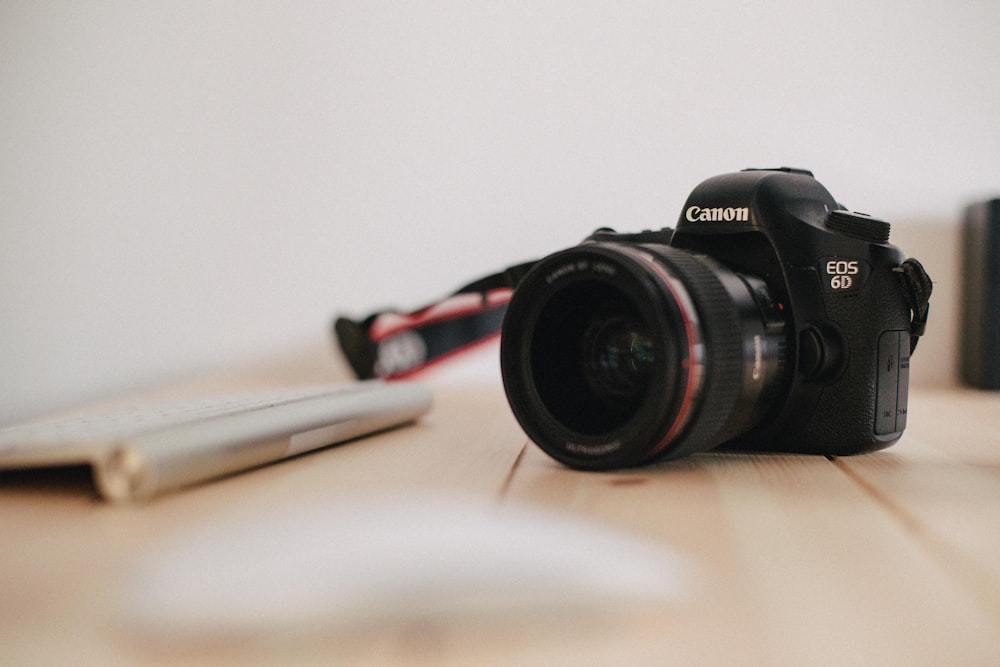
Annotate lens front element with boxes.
[583,315,656,399]
[526,279,674,438]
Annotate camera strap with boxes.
[333,261,536,379]
[894,257,933,354]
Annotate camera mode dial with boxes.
[826,211,891,244]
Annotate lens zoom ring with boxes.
[653,248,746,458]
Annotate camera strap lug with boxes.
[893,258,933,354]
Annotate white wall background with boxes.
[2,1,998,424]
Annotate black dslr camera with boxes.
[500,168,932,469]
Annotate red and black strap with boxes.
[334,261,535,379]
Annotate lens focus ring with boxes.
[634,247,747,461]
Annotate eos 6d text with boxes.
[827,260,859,290]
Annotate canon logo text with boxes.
[685,205,750,223]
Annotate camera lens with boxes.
[500,242,786,469]
[583,315,655,398]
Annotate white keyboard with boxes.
[0,381,432,501]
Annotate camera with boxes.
[499,168,932,469]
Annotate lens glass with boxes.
[529,280,669,435]
[582,316,655,398]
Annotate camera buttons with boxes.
[799,328,826,377]
[798,325,845,381]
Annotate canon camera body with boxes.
[500,168,930,469]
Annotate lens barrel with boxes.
[500,242,786,469]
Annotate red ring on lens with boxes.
[615,246,704,460]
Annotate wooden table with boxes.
[2,343,999,665]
